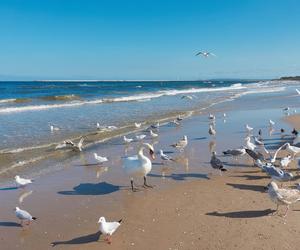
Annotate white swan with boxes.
[123,143,155,191]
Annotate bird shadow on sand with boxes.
[58,182,121,196]
[206,209,274,218]
[226,183,266,193]
[51,231,102,247]
[233,174,269,180]
[0,187,18,191]
[0,222,22,227]
[223,163,254,168]
[148,173,209,181]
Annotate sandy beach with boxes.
[1,101,300,250]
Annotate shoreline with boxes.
[1,103,300,249]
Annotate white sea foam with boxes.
[0,83,246,114]
[0,98,16,104]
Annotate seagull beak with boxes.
[149,149,155,160]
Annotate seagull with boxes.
[123,136,133,143]
[15,175,33,187]
[171,120,180,126]
[55,140,75,150]
[209,114,215,120]
[283,143,300,158]
[177,116,184,121]
[223,148,246,157]
[98,217,122,244]
[96,122,101,129]
[74,137,84,152]
[150,130,158,138]
[265,181,300,217]
[15,207,37,226]
[223,113,226,118]
[280,155,292,168]
[150,122,160,129]
[208,124,216,136]
[170,135,188,152]
[296,89,300,95]
[160,150,175,162]
[245,148,265,162]
[50,125,60,132]
[269,120,275,127]
[293,134,300,145]
[135,134,146,140]
[245,136,256,150]
[283,107,290,112]
[210,152,227,171]
[262,163,293,182]
[134,122,142,128]
[195,51,216,57]
[245,124,253,133]
[94,153,108,164]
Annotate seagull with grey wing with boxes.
[265,181,300,217]
[223,148,246,157]
[262,163,293,182]
[210,152,227,172]
[15,207,37,226]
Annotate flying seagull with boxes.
[195,51,216,57]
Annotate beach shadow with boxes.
[0,222,22,227]
[51,231,101,247]
[226,183,265,192]
[223,163,253,168]
[148,173,209,181]
[74,163,104,167]
[206,209,274,218]
[233,174,268,180]
[0,187,18,191]
[58,182,120,196]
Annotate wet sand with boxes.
[1,109,300,250]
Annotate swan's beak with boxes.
[149,149,155,160]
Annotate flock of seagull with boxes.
[9,89,300,244]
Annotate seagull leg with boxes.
[271,204,279,216]
[107,235,112,244]
[282,205,289,218]
[143,176,153,188]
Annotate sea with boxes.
[0,79,300,180]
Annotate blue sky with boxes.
[0,0,299,80]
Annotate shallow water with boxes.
[0,79,300,180]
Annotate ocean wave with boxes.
[0,83,246,114]
[0,98,16,104]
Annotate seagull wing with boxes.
[195,51,203,56]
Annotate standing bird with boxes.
[15,207,37,226]
[160,149,175,162]
[15,175,33,187]
[208,113,215,120]
[135,134,146,141]
[245,124,253,133]
[245,136,256,150]
[150,130,158,138]
[280,155,292,168]
[123,143,155,191]
[208,124,216,136]
[170,135,188,152]
[98,217,122,244]
[210,152,227,171]
[134,122,142,128]
[50,125,60,132]
[223,148,246,157]
[195,51,216,57]
[123,136,133,143]
[94,153,108,164]
[269,120,275,127]
[265,181,300,217]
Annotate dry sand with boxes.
[1,113,300,250]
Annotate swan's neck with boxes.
[138,147,149,161]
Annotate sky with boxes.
[0,0,300,80]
